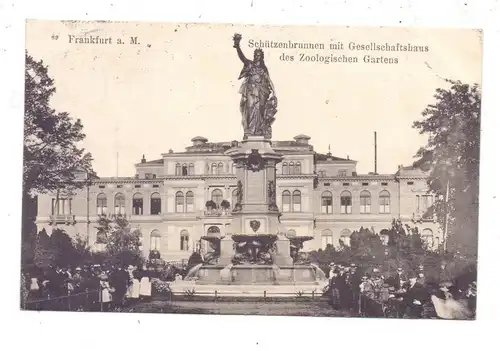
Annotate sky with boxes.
[25,20,483,176]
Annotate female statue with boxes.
[233,34,278,139]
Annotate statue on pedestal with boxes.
[233,33,278,139]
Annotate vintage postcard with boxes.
[21,20,481,319]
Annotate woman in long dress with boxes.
[131,270,141,302]
[139,266,152,301]
[233,34,277,139]
[431,285,473,320]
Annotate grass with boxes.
[125,299,356,317]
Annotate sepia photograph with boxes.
[21,19,481,320]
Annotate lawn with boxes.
[126,299,356,317]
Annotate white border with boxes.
[1,1,499,350]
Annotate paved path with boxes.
[127,300,355,317]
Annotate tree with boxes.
[413,81,480,257]
[24,52,94,196]
[96,215,144,267]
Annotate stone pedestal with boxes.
[218,236,235,265]
[274,234,293,266]
[225,136,283,236]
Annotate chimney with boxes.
[374,131,378,175]
[141,154,146,163]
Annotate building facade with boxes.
[35,135,442,261]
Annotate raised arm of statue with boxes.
[233,33,249,64]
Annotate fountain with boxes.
[168,34,329,297]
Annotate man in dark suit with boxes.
[397,272,429,318]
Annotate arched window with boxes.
[340,229,351,246]
[132,193,144,215]
[175,191,184,213]
[340,191,352,214]
[150,230,161,251]
[211,163,217,175]
[379,190,391,213]
[175,163,182,176]
[96,193,107,215]
[289,162,295,175]
[287,229,297,237]
[180,230,189,251]
[282,162,289,175]
[232,189,238,209]
[114,193,126,215]
[211,189,223,207]
[321,229,333,248]
[292,190,301,212]
[295,162,301,175]
[217,162,224,175]
[150,192,161,215]
[207,226,220,236]
[182,163,188,176]
[321,191,333,214]
[185,191,194,212]
[188,163,195,175]
[282,190,291,212]
[422,228,434,248]
[360,190,371,214]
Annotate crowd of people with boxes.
[23,264,157,311]
[325,261,477,319]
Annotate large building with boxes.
[35,135,441,261]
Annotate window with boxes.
[421,195,434,212]
[292,190,301,212]
[342,183,350,186]
[340,229,351,246]
[114,193,126,215]
[321,229,333,248]
[321,191,333,214]
[217,162,224,175]
[182,164,188,176]
[381,182,388,186]
[362,182,369,186]
[282,190,291,212]
[175,191,185,213]
[295,162,301,175]
[207,226,220,236]
[211,163,217,175]
[360,190,371,214]
[132,193,144,215]
[134,185,141,188]
[211,189,223,207]
[287,229,297,237]
[379,190,391,213]
[338,170,347,177]
[289,162,295,175]
[153,184,159,188]
[150,192,161,215]
[180,230,189,251]
[175,163,182,176]
[52,198,72,215]
[231,163,236,174]
[340,191,352,214]
[282,162,289,175]
[407,181,414,185]
[188,163,195,175]
[324,182,330,186]
[150,230,161,251]
[98,185,105,189]
[232,189,238,209]
[117,185,123,188]
[96,193,107,215]
[186,191,194,212]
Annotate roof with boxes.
[315,153,356,162]
[135,158,164,166]
[395,165,429,177]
